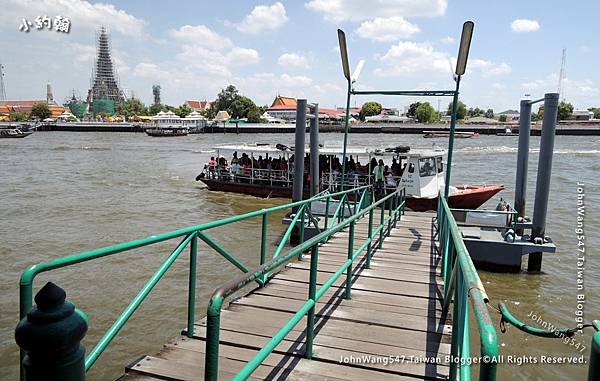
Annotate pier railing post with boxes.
[260,214,268,284]
[345,220,354,299]
[306,245,319,359]
[187,232,198,337]
[205,297,223,381]
[378,203,384,249]
[588,325,600,381]
[15,282,88,381]
[366,207,374,269]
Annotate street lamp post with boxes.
[443,21,474,199]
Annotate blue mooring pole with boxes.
[514,99,532,235]
[15,282,88,381]
[528,93,559,272]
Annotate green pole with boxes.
[366,208,374,269]
[187,232,197,338]
[306,245,319,359]
[205,296,223,381]
[340,80,352,192]
[345,220,354,299]
[588,322,600,381]
[379,203,384,249]
[444,76,461,199]
[260,214,268,284]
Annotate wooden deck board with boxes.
[122,211,450,380]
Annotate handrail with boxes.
[437,193,499,380]
[18,184,369,378]
[204,187,406,380]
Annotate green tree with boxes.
[360,101,382,120]
[230,96,257,119]
[175,103,192,118]
[415,102,437,123]
[9,112,29,121]
[557,101,574,120]
[148,103,163,115]
[406,102,422,118]
[484,109,494,119]
[208,85,240,116]
[536,105,544,121]
[247,107,264,123]
[498,114,507,122]
[117,98,148,118]
[30,103,51,120]
[589,108,600,119]
[447,101,467,120]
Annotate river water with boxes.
[1,131,598,380]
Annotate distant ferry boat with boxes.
[0,125,34,138]
[195,143,503,211]
[424,130,479,139]
[146,110,207,137]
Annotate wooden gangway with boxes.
[121,211,451,380]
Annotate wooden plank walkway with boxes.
[120,211,450,380]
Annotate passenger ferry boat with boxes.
[0,125,34,138]
[145,110,191,137]
[195,143,504,211]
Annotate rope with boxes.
[460,285,596,337]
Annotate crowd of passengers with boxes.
[203,151,408,187]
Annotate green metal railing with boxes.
[18,184,372,378]
[437,194,499,380]
[204,187,406,380]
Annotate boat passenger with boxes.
[231,159,242,182]
[373,159,385,194]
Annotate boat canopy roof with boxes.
[211,143,445,158]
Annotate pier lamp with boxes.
[444,21,474,199]
[455,21,474,76]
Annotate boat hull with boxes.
[199,179,503,211]
[0,131,33,138]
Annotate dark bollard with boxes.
[15,282,88,381]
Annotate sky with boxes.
[0,0,598,113]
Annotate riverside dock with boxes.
[120,212,450,381]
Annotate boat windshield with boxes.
[418,158,436,177]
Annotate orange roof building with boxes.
[270,95,296,108]
[185,100,211,112]
[0,100,65,118]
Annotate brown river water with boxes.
[1,131,598,380]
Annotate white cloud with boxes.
[469,59,512,77]
[306,0,447,22]
[374,41,450,76]
[0,0,144,36]
[440,36,455,44]
[168,24,260,77]
[235,2,288,34]
[169,25,233,50]
[355,17,420,42]
[511,19,540,33]
[522,74,598,95]
[278,53,311,69]
[492,83,506,90]
[374,42,511,79]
